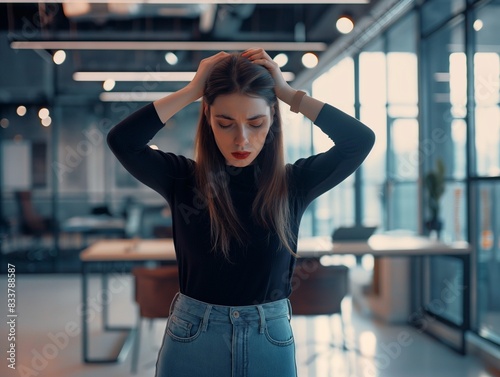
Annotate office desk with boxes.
[62,216,126,247]
[80,239,175,363]
[80,235,470,363]
[297,234,470,257]
[63,215,126,234]
[299,234,471,354]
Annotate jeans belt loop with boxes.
[201,304,212,332]
[286,298,293,320]
[256,305,266,334]
[169,292,180,316]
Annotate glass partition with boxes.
[472,0,500,346]
[311,58,356,235]
[421,4,467,329]
[0,104,56,270]
[387,13,419,232]
[359,38,387,229]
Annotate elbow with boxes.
[356,127,376,159]
[365,127,376,150]
[106,127,120,153]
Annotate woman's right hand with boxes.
[188,51,230,99]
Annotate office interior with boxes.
[0,0,499,376]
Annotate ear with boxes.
[204,103,210,120]
[270,106,276,127]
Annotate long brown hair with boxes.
[194,53,294,259]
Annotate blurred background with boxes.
[0,1,499,376]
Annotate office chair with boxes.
[289,259,350,364]
[124,203,144,239]
[14,190,57,261]
[15,190,54,237]
[131,265,179,374]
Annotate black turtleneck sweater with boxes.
[107,102,375,306]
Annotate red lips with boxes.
[231,152,251,160]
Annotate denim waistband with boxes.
[169,292,292,334]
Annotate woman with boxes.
[107,49,375,376]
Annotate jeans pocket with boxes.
[264,316,294,347]
[166,312,202,342]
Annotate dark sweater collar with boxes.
[226,163,261,187]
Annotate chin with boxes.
[226,156,256,167]
[228,160,252,167]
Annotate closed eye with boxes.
[218,122,263,129]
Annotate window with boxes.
[360,38,387,229]
[311,58,356,235]
[422,8,467,328]
[472,0,500,345]
[386,13,419,231]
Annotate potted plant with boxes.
[424,158,446,239]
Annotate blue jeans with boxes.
[154,292,297,377]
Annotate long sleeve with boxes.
[290,103,376,205]
[106,103,192,202]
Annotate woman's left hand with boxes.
[242,48,296,105]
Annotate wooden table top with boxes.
[80,234,470,262]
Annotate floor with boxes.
[0,274,497,377]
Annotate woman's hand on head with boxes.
[188,51,230,100]
[242,48,296,105]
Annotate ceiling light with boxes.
[75,71,295,82]
[199,4,217,33]
[12,41,327,52]
[3,0,369,3]
[302,53,318,68]
[473,19,483,32]
[336,15,354,34]
[99,92,174,102]
[16,106,27,116]
[62,3,91,17]
[0,118,9,128]
[165,52,178,65]
[38,108,50,120]
[53,50,66,65]
[273,53,288,68]
[103,79,116,91]
[41,117,52,127]
[76,72,196,82]
[99,92,204,102]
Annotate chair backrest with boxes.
[14,190,46,235]
[132,266,180,318]
[140,205,172,239]
[124,203,144,238]
[289,259,349,316]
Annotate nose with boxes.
[234,125,249,147]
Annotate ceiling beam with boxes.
[293,0,413,88]
[73,71,296,82]
[3,1,369,4]
[11,40,327,51]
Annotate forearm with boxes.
[315,104,375,157]
[279,87,324,123]
[153,83,201,124]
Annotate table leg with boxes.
[415,254,469,355]
[460,254,470,355]
[103,272,131,332]
[81,263,135,363]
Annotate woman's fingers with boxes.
[190,51,230,98]
[243,49,279,72]
[201,51,230,67]
[242,48,272,62]
[243,48,294,102]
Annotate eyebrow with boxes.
[214,114,267,121]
